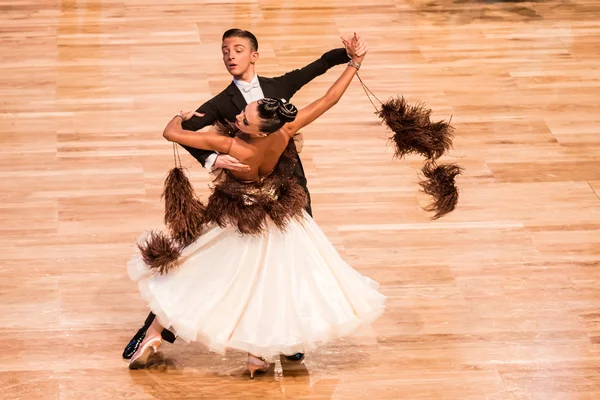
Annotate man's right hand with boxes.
[214,154,251,172]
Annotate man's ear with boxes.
[250,51,259,64]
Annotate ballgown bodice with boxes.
[203,145,307,235]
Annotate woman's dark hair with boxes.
[222,29,259,51]
[256,98,298,133]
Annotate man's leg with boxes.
[122,312,176,359]
[288,151,308,362]
[292,152,312,217]
[302,181,313,217]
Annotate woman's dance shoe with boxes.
[247,355,270,379]
[128,337,162,370]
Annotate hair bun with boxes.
[258,98,279,112]
[277,102,298,123]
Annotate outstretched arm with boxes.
[274,47,350,100]
[163,112,233,154]
[281,35,368,138]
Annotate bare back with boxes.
[226,131,292,182]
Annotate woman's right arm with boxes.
[163,113,233,154]
[280,34,367,139]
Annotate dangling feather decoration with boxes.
[419,160,463,219]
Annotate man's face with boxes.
[221,36,258,77]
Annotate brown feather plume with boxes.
[162,167,206,247]
[138,230,181,275]
[265,145,306,229]
[378,96,454,160]
[419,161,463,219]
[205,182,268,235]
[203,144,304,235]
[267,176,307,230]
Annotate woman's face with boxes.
[234,102,265,136]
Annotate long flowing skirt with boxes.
[127,211,386,359]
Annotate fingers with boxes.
[225,162,251,172]
[342,33,366,57]
[356,36,366,45]
[220,154,240,163]
[355,42,368,57]
[230,164,251,172]
[351,35,368,57]
[215,155,250,172]
[219,155,250,172]
[178,110,205,121]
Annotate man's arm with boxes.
[273,48,350,100]
[179,101,220,168]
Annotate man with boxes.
[124,28,351,361]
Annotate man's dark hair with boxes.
[222,29,259,51]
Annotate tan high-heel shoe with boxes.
[128,337,162,370]
[247,355,270,379]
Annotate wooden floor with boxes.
[2,0,600,399]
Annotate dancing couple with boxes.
[124,29,386,377]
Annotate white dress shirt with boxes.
[204,75,265,170]
[233,74,265,104]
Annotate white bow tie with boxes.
[241,82,260,93]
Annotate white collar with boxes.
[233,74,259,88]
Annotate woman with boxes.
[127,34,386,377]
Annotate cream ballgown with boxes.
[127,154,386,359]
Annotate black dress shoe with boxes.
[285,353,305,362]
[122,328,147,359]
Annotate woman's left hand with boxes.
[178,110,205,121]
[341,33,368,63]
